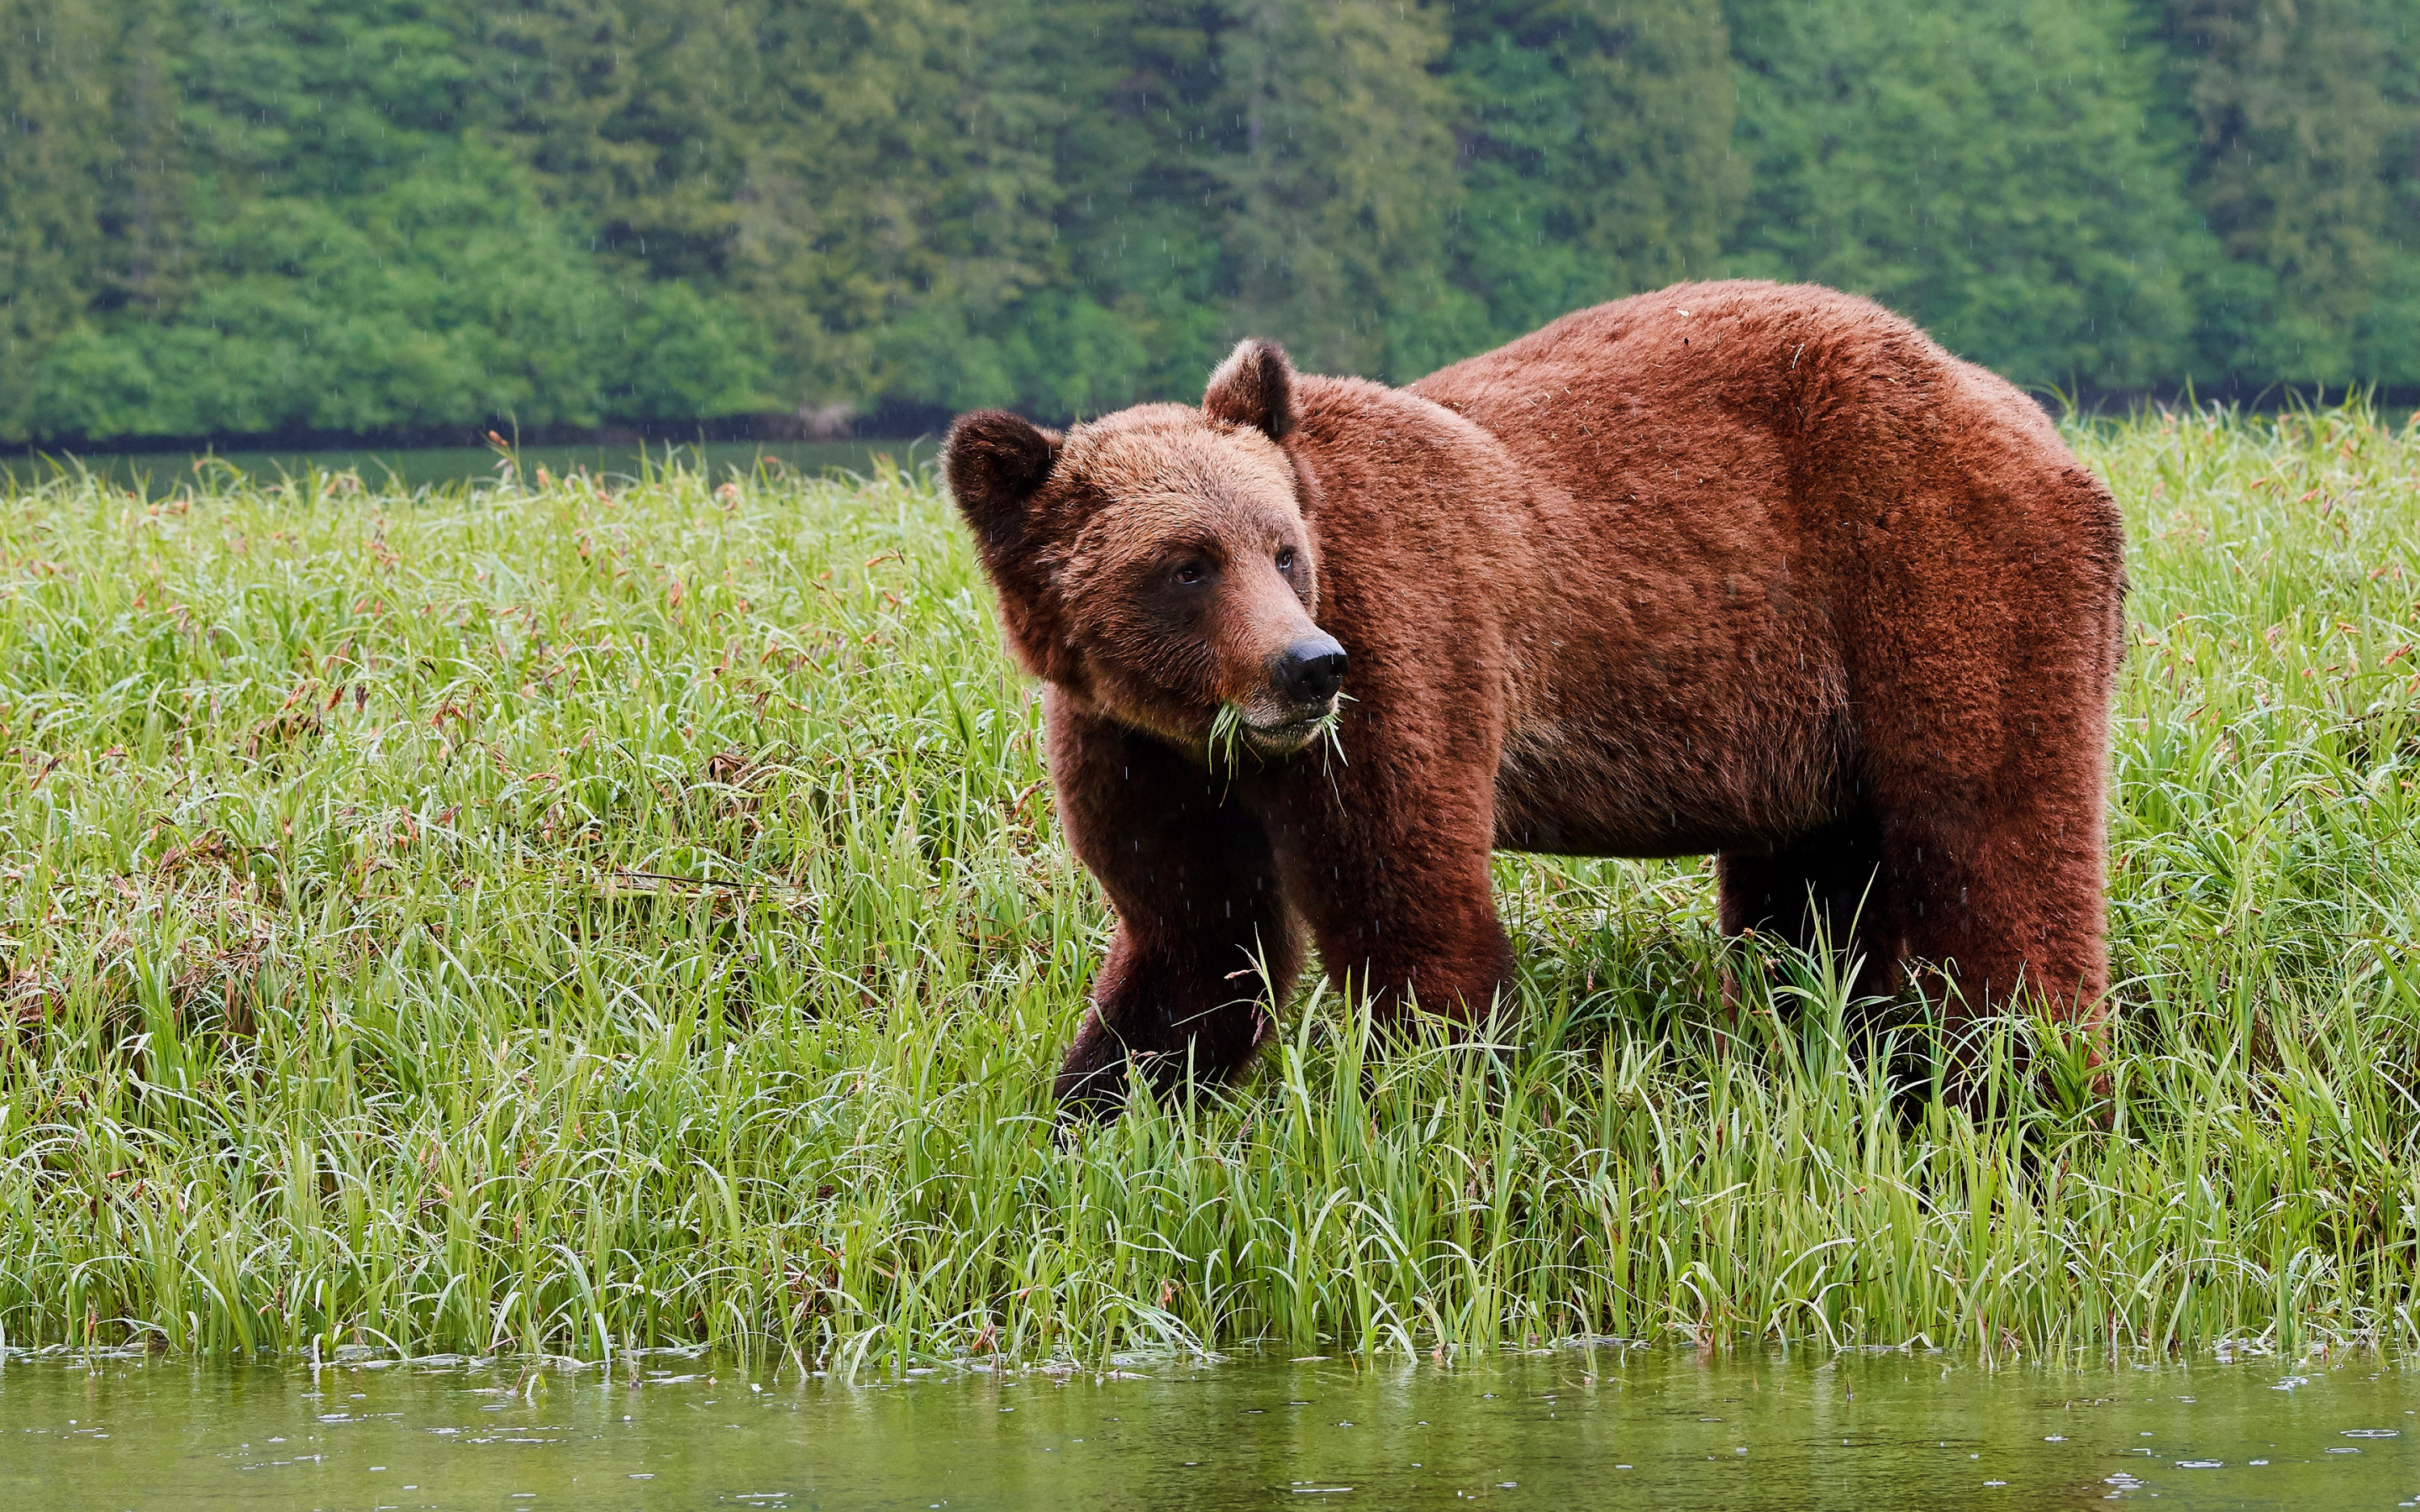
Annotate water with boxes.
[0,440,928,497]
[4,1348,2414,1509]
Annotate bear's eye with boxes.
[1275,546,1297,572]
[1171,560,1207,586]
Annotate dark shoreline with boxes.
[2,401,956,460]
[7,381,2414,460]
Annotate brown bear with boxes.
[943,280,2126,1116]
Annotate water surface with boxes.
[3,1347,2414,1509]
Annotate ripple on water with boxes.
[5,1348,2420,1509]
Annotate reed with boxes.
[0,405,2412,1368]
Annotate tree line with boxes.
[2,0,2413,444]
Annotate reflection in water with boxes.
[2,1347,2414,1509]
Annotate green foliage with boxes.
[3,0,2419,439]
[0,409,2415,1362]
[0,0,120,438]
[7,0,777,439]
[712,0,1067,410]
[1213,0,1460,381]
[1444,0,1744,356]
[475,0,760,285]
[991,3,1240,414]
[1723,0,2212,389]
[26,142,772,436]
[174,0,475,198]
[2165,0,2420,383]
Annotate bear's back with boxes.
[1391,279,2123,827]
[1408,279,2115,575]
[1413,279,1970,472]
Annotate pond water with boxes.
[4,1347,2415,1510]
[1,440,926,497]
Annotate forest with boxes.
[2,0,2415,444]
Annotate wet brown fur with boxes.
[944,281,2127,1116]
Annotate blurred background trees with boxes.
[2,0,2413,442]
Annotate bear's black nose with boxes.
[1276,633,1348,705]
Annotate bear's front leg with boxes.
[1265,749,1513,1033]
[1045,691,1302,1117]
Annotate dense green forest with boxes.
[3,0,2415,443]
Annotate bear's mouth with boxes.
[1239,706,1334,756]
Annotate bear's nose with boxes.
[1276,633,1347,706]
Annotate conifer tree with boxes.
[1213,0,1461,381]
[732,0,1062,415]
[1723,0,2212,389]
[2165,0,2420,382]
[6,0,2417,442]
[0,0,117,438]
[1444,0,1743,362]
[966,0,1236,417]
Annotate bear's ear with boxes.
[942,410,1062,549]
[1204,338,1296,442]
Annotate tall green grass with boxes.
[0,409,2414,1368]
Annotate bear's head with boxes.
[942,339,1345,758]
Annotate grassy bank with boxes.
[0,412,2415,1369]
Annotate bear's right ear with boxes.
[1204,338,1296,442]
[942,410,1062,549]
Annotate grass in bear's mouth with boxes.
[0,405,2415,1373]
[1208,700,1249,771]
[1208,696,1347,774]
[1312,692,1351,770]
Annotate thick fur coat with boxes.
[944,281,2126,1113]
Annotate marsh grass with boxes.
[0,407,2414,1370]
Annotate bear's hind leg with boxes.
[1869,782,2110,1031]
[1717,814,1899,1014]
